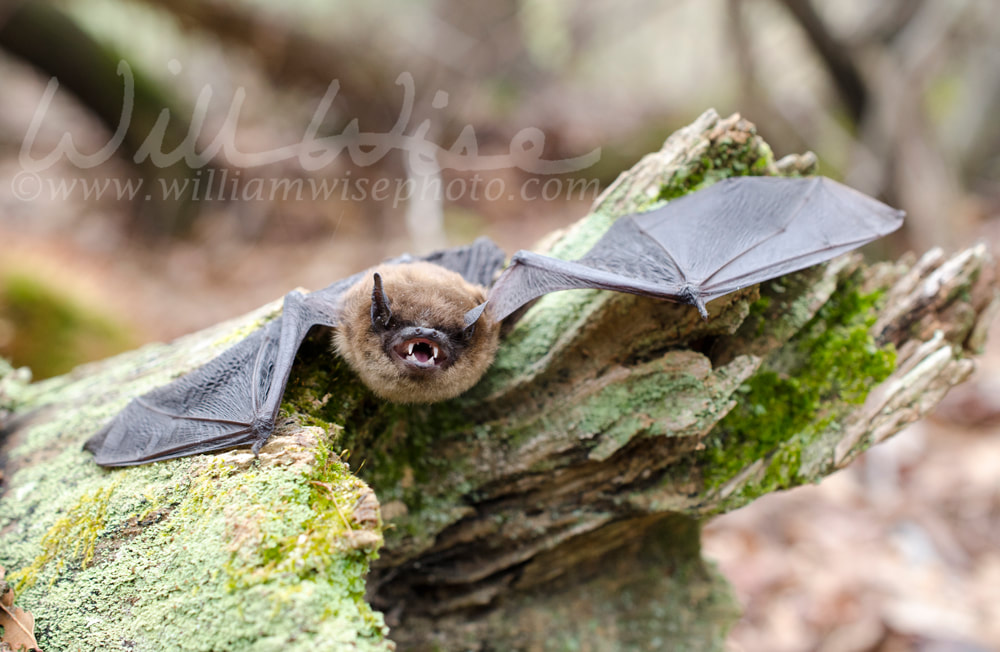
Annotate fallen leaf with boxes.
[0,565,41,651]
[0,603,39,651]
[0,566,9,608]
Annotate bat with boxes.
[84,176,903,466]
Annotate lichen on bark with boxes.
[0,305,391,652]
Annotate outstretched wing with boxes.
[422,237,508,288]
[86,320,282,466]
[86,239,509,467]
[487,176,904,320]
[85,290,340,466]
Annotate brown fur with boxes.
[333,262,501,403]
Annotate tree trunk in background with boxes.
[0,1,205,237]
[0,110,995,651]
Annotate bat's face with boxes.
[333,262,501,403]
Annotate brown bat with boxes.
[333,261,500,403]
[85,176,904,466]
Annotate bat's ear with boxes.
[462,302,488,339]
[370,272,393,330]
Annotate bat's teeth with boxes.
[396,337,445,366]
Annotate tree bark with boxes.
[0,110,995,651]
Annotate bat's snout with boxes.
[389,327,451,371]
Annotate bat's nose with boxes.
[393,326,449,348]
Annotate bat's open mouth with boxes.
[394,337,447,368]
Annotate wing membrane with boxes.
[488,176,903,320]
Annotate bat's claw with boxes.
[679,285,709,319]
[250,414,276,457]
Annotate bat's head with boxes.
[333,262,501,403]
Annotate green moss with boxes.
[743,294,774,338]
[516,358,709,464]
[113,454,390,650]
[0,323,392,651]
[347,403,482,549]
[9,480,120,590]
[701,275,896,501]
[0,272,133,379]
[276,330,483,553]
[656,133,775,203]
[0,357,29,416]
[218,451,381,616]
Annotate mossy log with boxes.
[0,110,995,651]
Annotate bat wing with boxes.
[487,176,904,320]
[421,237,507,287]
[85,290,337,466]
[85,240,509,467]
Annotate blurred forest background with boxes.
[1,1,998,650]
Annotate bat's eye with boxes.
[460,303,486,342]
[370,310,394,333]
[459,322,476,341]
